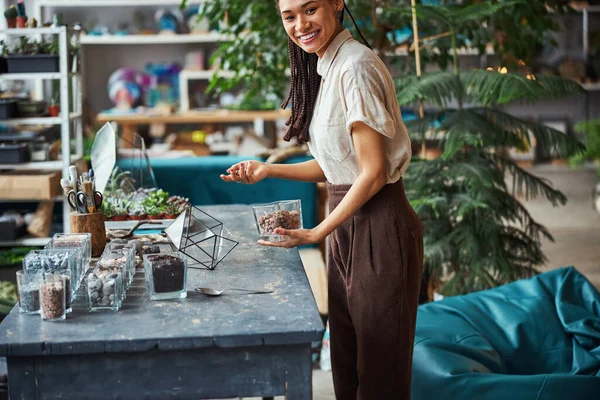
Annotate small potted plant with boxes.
[144,205,164,220]
[142,189,169,220]
[165,195,190,219]
[4,5,17,28]
[48,86,59,117]
[112,206,129,221]
[128,204,146,221]
[15,0,27,28]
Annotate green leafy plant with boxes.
[142,189,170,216]
[166,195,190,216]
[570,120,600,178]
[399,1,585,296]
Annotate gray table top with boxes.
[0,205,324,357]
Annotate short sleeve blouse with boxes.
[307,29,411,185]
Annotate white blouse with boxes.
[307,29,411,185]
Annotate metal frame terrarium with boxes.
[164,206,239,270]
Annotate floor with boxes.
[250,164,600,400]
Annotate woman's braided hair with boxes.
[276,1,371,144]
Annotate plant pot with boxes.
[16,16,27,28]
[129,214,147,221]
[112,215,129,222]
[48,104,60,117]
[5,54,59,73]
[0,99,18,120]
[164,214,178,220]
[147,214,164,220]
[5,18,16,28]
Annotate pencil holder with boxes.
[69,212,106,257]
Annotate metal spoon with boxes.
[195,287,273,296]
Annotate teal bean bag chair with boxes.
[412,267,600,399]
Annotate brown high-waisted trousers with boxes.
[327,178,423,400]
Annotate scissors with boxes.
[67,190,103,214]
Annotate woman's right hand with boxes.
[220,160,269,184]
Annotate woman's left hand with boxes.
[257,227,323,248]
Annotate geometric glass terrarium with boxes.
[164,206,239,270]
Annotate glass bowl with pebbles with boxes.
[86,268,125,312]
[252,200,303,242]
[22,249,80,313]
[40,273,67,321]
[143,252,188,301]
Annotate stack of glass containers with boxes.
[20,248,81,315]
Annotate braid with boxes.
[282,40,320,144]
[278,1,371,144]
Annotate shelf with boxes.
[80,33,232,45]
[0,27,65,35]
[0,156,82,171]
[582,82,600,91]
[180,69,235,80]
[0,196,63,203]
[387,45,495,57]
[0,72,77,80]
[96,109,291,125]
[0,112,82,126]
[38,0,205,6]
[0,236,50,247]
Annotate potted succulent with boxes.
[144,205,164,220]
[128,204,147,221]
[142,189,169,220]
[164,195,190,219]
[48,85,59,117]
[15,0,27,28]
[112,206,129,222]
[3,5,17,28]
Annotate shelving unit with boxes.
[0,26,83,246]
[79,33,232,45]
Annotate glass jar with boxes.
[39,274,67,321]
[86,268,124,312]
[16,270,40,314]
[97,244,135,291]
[46,233,91,285]
[23,248,79,312]
[143,252,188,300]
[252,199,303,242]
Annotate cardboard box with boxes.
[0,171,61,200]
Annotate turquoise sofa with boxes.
[412,267,600,399]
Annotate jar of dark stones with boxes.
[143,252,188,300]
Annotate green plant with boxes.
[142,189,170,215]
[166,195,190,216]
[398,1,585,296]
[570,120,600,178]
[3,5,17,20]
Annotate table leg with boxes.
[284,345,313,400]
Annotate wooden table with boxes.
[0,205,324,400]
[96,109,291,149]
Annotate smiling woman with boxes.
[221,1,423,399]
